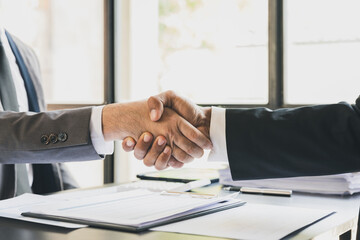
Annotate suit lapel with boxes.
[2,32,62,195]
[5,30,40,112]
[10,34,46,111]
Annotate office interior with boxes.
[1,0,360,238]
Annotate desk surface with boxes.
[1,183,359,240]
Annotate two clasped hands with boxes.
[102,90,212,170]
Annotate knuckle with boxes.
[147,96,156,104]
[155,162,165,170]
[172,161,184,168]
[143,158,154,167]
[165,90,175,96]
[189,130,200,141]
[184,144,196,156]
[177,151,193,163]
[185,143,202,158]
[134,150,145,160]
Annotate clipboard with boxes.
[23,199,244,232]
[22,189,244,232]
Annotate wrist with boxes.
[102,103,143,141]
[199,107,211,138]
[102,104,121,141]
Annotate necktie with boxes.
[0,37,32,196]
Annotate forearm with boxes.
[0,107,100,163]
[227,102,360,180]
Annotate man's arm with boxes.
[225,100,360,180]
[102,100,211,169]
[0,98,212,169]
[0,107,99,164]
[126,91,360,180]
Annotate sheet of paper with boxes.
[53,185,121,200]
[153,203,334,240]
[26,189,240,227]
[0,193,86,228]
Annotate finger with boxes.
[173,132,204,158]
[122,137,136,152]
[149,90,195,122]
[168,156,184,168]
[178,119,212,150]
[147,95,165,121]
[154,146,172,170]
[172,145,194,164]
[143,136,167,167]
[133,132,154,160]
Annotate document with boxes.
[153,203,335,240]
[22,189,244,232]
[220,167,360,195]
[0,193,86,228]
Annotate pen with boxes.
[161,191,217,199]
[223,186,292,197]
[170,179,211,192]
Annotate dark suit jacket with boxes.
[226,96,360,180]
[0,32,102,199]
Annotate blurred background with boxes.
[1,0,359,188]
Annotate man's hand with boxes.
[102,100,211,170]
[122,91,212,168]
[148,90,211,137]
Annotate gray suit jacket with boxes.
[0,33,102,199]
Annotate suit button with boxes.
[40,135,49,145]
[49,134,58,144]
[58,132,68,142]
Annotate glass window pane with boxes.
[158,0,268,104]
[284,0,360,104]
[0,0,104,188]
[0,0,104,104]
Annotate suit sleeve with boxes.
[226,97,360,180]
[0,107,101,164]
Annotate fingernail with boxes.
[150,109,157,121]
[158,138,166,146]
[164,147,170,154]
[168,160,174,167]
[144,134,151,142]
[126,140,134,147]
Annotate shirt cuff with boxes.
[90,106,114,155]
[207,107,229,163]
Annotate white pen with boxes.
[169,179,212,192]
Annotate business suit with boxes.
[226,97,360,180]
[0,32,101,199]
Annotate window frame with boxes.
[47,0,115,184]
[200,0,300,110]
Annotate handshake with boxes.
[102,91,213,170]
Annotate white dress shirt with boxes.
[0,27,114,185]
[208,107,229,164]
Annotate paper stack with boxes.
[220,167,360,195]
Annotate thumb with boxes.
[147,95,166,121]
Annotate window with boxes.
[0,0,106,187]
[115,0,360,182]
[114,0,268,181]
[284,0,360,104]
[158,0,268,104]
